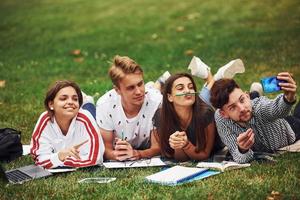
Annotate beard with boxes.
[238,110,252,122]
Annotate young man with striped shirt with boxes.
[210,72,299,163]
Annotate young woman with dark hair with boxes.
[155,56,245,161]
[30,80,105,168]
[155,73,218,161]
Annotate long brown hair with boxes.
[159,73,211,157]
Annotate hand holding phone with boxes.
[277,72,297,102]
[261,72,297,103]
[260,76,286,93]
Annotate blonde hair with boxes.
[109,55,143,87]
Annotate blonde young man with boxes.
[96,55,162,161]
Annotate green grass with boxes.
[0,0,300,199]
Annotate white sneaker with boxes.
[250,82,263,97]
[157,71,171,84]
[214,59,245,81]
[188,56,210,79]
[81,91,94,105]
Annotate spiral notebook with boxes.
[145,165,209,186]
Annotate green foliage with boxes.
[0,0,299,199]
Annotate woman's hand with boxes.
[58,140,88,161]
[169,131,189,149]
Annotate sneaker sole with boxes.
[223,59,245,79]
[188,56,209,78]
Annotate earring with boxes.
[50,107,54,110]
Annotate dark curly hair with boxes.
[210,79,240,109]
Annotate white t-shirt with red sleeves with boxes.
[96,88,162,149]
[30,109,105,169]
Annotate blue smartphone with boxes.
[260,76,286,93]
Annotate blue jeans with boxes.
[199,86,212,107]
[82,103,96,119]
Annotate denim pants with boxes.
[199,86,212,107]
[82,103,96,119]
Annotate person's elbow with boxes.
[189,150,211,161]
[233,154,252,164]
[202,152,211,160]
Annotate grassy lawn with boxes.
[0,0,299,199]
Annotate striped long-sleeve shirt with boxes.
[215,94,296,163]
[30,109,105,169]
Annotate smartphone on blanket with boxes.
[260,76,287,93]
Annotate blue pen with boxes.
[121,129,124,140]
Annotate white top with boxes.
[30,109,105,168]
[96,88,162,149]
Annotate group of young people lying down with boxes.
[30,55,300,168]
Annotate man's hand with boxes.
[237,128,254,153]
[169,131,189,149]
[277,72,297,103]
[58,140,88,161]
[113,138,135,161]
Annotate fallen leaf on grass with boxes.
[184,49,194,56]
[74,57,84,63]
[70,49,81,56]
[266,197,274,200]
[266,191,281,200]
[0,80,6,88]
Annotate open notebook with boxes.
[197,161,250,172]
[145,166,210,186]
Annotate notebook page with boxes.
[103,157,166,168]
[145,166,207,185]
